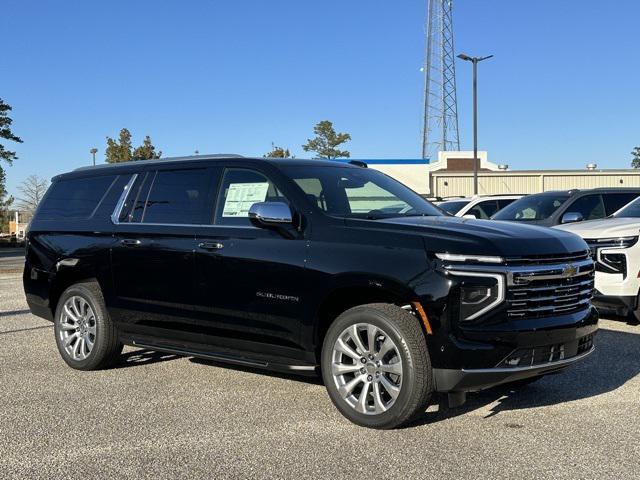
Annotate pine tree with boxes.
[302,120,351,159]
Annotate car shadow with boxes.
[189,357,324,385]
[408,327,640,427]
[112,349,181,369]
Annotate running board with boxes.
[130,340,318,374]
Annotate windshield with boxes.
[492,193,569,221]
[280,165,443,219]
[614,196,640,218]
[438,200,470,215]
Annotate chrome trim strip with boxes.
[111,173,138,224]
[109,171,258,230]
[446,270,505,320]
[462,346,594,374]
[445,257,594,287]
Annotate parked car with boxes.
[438,195,522,219]
[24,156,598,429]
[555,196,640,323]
[492,188,640,226]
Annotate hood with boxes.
[554,217,640,239]
[348,215,587,258]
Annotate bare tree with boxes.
[17,175,48,214]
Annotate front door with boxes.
[192,167,309,359]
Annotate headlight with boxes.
[448,271,505,321]
[587,236,638,249]
[599,252,627,276]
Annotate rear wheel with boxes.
[321,303,433,429]
[54,282,122,370]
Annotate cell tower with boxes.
[421,0,460,160]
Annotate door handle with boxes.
[198,241,224,251]
[121,239,142,247]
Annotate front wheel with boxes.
[321,303,433,429]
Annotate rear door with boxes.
[192,165,309,359]
[110,166,218,345]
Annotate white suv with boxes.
[437,195,522,219]
[555,197,640,322]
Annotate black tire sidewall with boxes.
[54,283,112,370]
[321,305,429,429]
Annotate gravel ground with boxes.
[1,269,639,479]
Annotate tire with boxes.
[53,281,123,370]
[321,303,433,429]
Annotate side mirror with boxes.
[561,212,584,224]
[248,202,293,227]
[462,213,477,219]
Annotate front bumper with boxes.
[434,345,594,392]
[431,305,599,393]
[592,291,638,315]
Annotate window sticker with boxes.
[222,182,269,217]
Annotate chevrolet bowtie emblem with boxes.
[562,264,577,277]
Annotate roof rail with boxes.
[349,160,368,168]
[74,153,244,172]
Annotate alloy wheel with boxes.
[58,295,97,361]
[331,323,403,415]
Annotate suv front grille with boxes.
[504,250,590,266]
[506,259,595,319]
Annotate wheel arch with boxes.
[49,266,106,318]
[312,276,429,360]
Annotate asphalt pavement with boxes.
[0,249,24,273]
[0,269,639,479]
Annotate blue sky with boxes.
[2,0,639,196]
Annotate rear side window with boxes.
[142,169,213,225]
[37,175,118,220]
[602,193,640,216]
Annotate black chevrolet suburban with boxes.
[24,156,598,428]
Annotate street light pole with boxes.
[457,53,493,195]
[90,148,98,166]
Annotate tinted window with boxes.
[566,194,605,221]
[468,200,499,219]
[37,175,118,220]
[215,169,288,226]
[118,173,153,223]
[497,198,517,210]
[603,193,640,216]
[493,194,569,221]
[615,196,640,217]
[282,166,442,219]
[439,200,469,215]
[141,169,213,224]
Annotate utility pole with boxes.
[90,148,98,166]
[457,53,493,195]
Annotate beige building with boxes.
[8,211,30,239]
[369,151,640,198]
